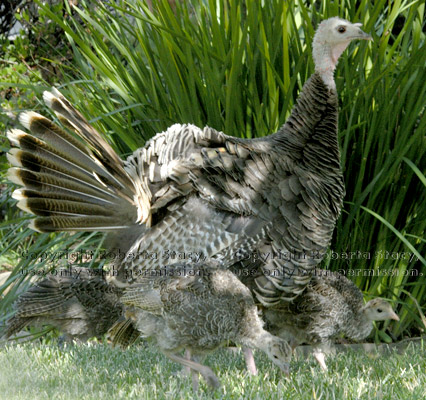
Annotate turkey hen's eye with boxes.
[337,26,346,33]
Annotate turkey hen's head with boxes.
[362,298,399,322]
[313,17,372,89]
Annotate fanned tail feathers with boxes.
[6,88,150,232]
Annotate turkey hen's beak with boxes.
[352,23,372,41]
[357,28,372,41]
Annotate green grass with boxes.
[0,341,425,399]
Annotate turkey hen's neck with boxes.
[313,40,347,91]
[274,73,341,173]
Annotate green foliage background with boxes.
[1,0,425,342]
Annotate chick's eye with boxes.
[377,308,383,313]
[337,26,346,33]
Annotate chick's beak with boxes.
[281,363,290,377]
[390,310,400,321]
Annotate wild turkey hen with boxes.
[6,18,371,312]
[263,270,399,371]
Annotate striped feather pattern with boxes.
[107,316,140,348]
[6,72,344,305]
[6,93,143,231]
[4,268,125,341]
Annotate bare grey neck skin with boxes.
[252,19,374,152]
[270,19,372,152]
[312,19,371,91]
[312,39,350,91]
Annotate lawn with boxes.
[0,340,425,399]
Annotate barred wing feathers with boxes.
[7,75,344,304]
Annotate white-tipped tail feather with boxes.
[10,188,26,201]
[5,89,153,232]
[6,149,21,167]
[6,129,26,146]
[7,167,25,186]
[19,111,41,130]
[15,199,35,215]
[42,89,59,109]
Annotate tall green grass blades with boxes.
[403,157,426,188]
[359,207,425,266]
[401,289,426,331]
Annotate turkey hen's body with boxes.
[5,19,373,359]
[118,72,344,307]
[7,71,343,307]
